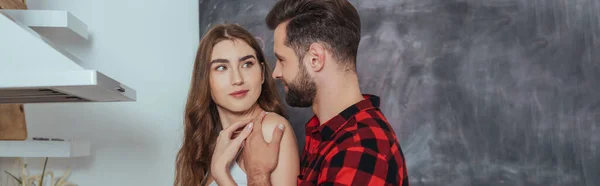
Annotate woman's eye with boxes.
[216,66,226,71]
[242,62,254,68]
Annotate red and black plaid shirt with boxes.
[298,94,409,186]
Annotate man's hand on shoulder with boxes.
[242,111,286,186]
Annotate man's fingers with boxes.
[269,124,285,150]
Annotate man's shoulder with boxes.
[330,109,399,156]
[353,108,395,133]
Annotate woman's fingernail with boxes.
[247,123,253,130]
[278,124,284,130]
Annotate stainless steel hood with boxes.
[0,10,136,103]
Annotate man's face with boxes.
[272,22,316,107]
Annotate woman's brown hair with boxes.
[174,24,285,186]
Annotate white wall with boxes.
[1,0,199,185]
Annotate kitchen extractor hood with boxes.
[0,10,136,104]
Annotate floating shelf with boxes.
[0,9,137,104]
[0,140,90,158]
[0,70,137,103]
[0,9,88,39]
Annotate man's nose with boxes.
[272,63,282,79]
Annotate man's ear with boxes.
[307,43,326,72]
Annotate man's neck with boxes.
[312,72,364,125]
[217,104,263,129]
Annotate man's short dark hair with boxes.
[266,0,361,69]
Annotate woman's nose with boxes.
[231,69,244,86]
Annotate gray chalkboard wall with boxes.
[199,0,600,185]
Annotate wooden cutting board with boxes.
[0,0,27,9]
[0,0,28,141]
[0,104,27,140]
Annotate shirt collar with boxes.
[305,94,380,141]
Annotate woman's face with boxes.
[209,39,263,113]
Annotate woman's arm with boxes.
[211,119,254,186]
[260,113,300,186]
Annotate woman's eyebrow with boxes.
[210,59,229,64]
[211,55,255,64]
[239,55,256,61]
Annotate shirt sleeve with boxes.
[317,147,405,186]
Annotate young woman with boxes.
[174,24,299,186]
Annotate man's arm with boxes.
[247,171,272,186]
[260,114,300,186]
[247,116,298,186]
[319,147,406,186]
[242,112,286,186]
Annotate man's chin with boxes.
[285,95,312,108]
[286,102,312,108]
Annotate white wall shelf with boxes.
[0,9,137,103]
[0,9,88,39]
[0,140,90,158]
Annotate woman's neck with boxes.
[216,104,264,129]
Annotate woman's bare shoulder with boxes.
[259,112,294,142]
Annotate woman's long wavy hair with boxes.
[174,24,285,186]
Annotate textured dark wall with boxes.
[199,0,600,185]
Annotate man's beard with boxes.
[283,64,316,108]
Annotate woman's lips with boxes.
[230,90,249,98]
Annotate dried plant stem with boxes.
[38,157,48,186]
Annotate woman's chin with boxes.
[223,103,257,114]
[216,95,260,114]
[227,107,252,114]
